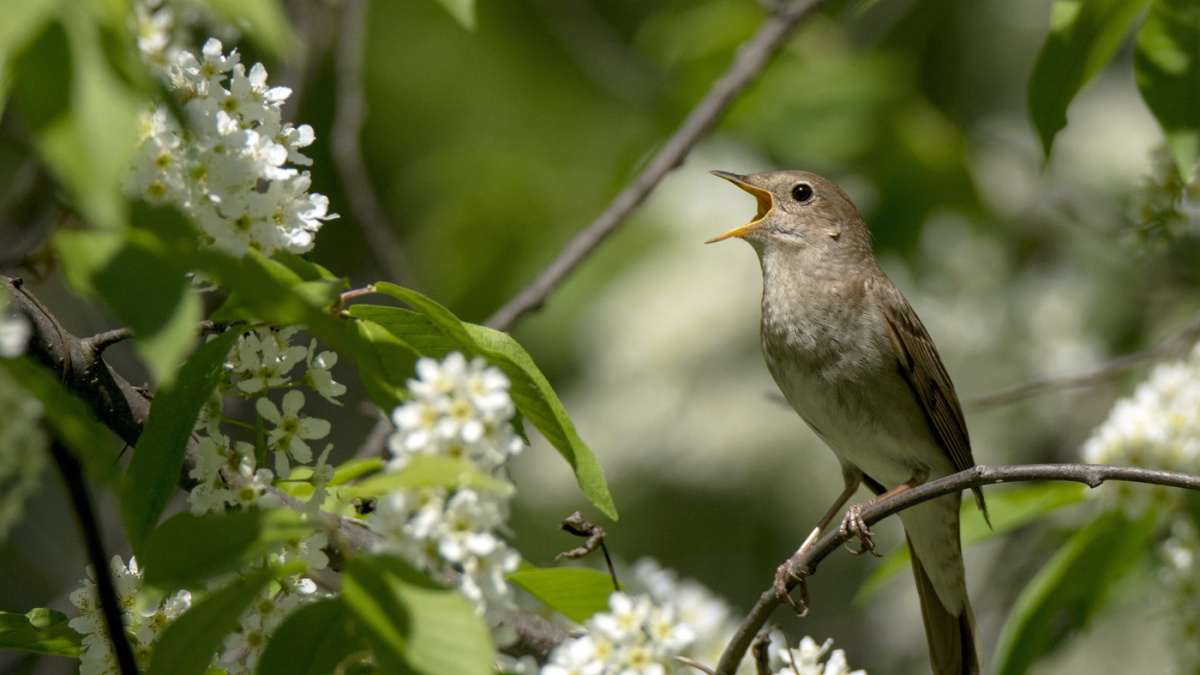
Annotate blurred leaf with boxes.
[11,11,141,229]
[258,599,369,675]
[365,283,617,520]
[204,0,298,57]
[857,483,1088,603]
[342,555,493,675]
[509,567,616,623]
[330,457,386,486]
[428,0,476,30]
[139,509,313,590]
[122,327,245,547]
[348,455,515,498]
[992,508,1157,675]
[0,0,57,88]
[1136,0,1200,179]
[0,358,119,485]
[55,205,203,384]
[0,609,82,657]
[1029,0,1149,159]
[145,568,274,675]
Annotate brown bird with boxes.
[706,169,987,675]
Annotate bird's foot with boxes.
[772,556,810,616]
[838,503,880,557]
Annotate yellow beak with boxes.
[706,170,775,243]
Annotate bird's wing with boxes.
[873,277,988,517]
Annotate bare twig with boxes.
[963,309,1200,410]
[484,0,829,331]
[331,0,412,286]
[713,462,1200,675]
[81,327,136,356]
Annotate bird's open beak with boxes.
[706,171,775,243]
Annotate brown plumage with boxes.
[707,169,986,675]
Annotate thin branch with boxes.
[484,0,828,331]
[331,0,412,286]
[713,462,1200,675]
[963,308,1200,410]
[49,440,138,675]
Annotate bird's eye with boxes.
[791,183,814,203]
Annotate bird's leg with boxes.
[773,475,861,614]
[839,467,930,556]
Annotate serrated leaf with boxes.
[0,609,83,657]
[145,568,274,675]
[349,455,515,498]
[139,509,313,590]
[1136,0,1200,178]
[258,599,368,675]
[509,567,616,623]
[1029,0,1149,158]
[122,327,245,546]
[365,283,617,520]
[0,358,119,485]
[992,508,1157,675]
[342,555,493,675]
[857,483,1087,603]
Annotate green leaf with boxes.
[508,567,616,623]
[857,483,1087,603]
[139,510,314,590]
[145,568,274,675]
[359,284,617,520]
[342,555,494,675]
[11,11,141,229]
[992,508,1158,675]
[122,327,246,547]
[258,599,370,675]
[0,357,119,485]
[428,0,476,29]
[55,205,204,384]
[346,305,456,355]
[0,0,56,73]
[0,609,83,657]
[195,250,419,411]
[349,455,515,499]
[1028,0,1150,158]
[203,0,299,57]
[1136,0,1200,178]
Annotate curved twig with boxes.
[713,463,1200,675]
[484,0,828,331]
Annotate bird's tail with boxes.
[908,534,980,675]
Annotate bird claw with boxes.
[838,504,880,557]
[773,558,810,616]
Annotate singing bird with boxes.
[707,170,987,675]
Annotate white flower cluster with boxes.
[372,353,525,629]
[1130,145,1200,244]
[68,556,192,675]
[769,637,866,675]
[189,327,344,517]
[1159,519,1200,671]
[126,36,336,256]
[542,591,697,675]
[217,576,321,675]
[1081,341,1200,511]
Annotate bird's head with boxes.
[705,170,871,257]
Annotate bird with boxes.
[706,169,987,675]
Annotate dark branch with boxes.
[963,308,1200,410]
[713,462,1200,675]
[484,0,829,331]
